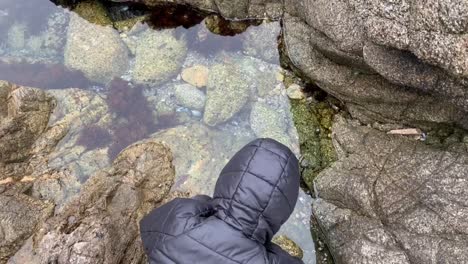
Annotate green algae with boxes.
[291,98,337,191]
[73,0,113,26]
[113,16,148,31]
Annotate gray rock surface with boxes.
[174,83,206,111]
[282,15,468,129]
[281,0,468,129]
[243,21,281,62]
[313,115,468,264]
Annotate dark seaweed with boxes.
[147,4,207,30]
[106,78,157,160]
[77,125,113,151]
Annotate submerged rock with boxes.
[243,21,281,62]
[174,83,206,111]
[313,115,468,264]
[64,13,129,84]
[249,101,290,146]
[181,65,209,88]
[151,122,252,193]
[26,141,175,264]
[203,64,250,126]
[132,29,187,85]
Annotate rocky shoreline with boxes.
[1,0,468,264]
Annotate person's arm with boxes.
[266,242,305,264]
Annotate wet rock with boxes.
[243,21,280,62]
[0,81,54,168]
[312,115,468,264]
[72,0,112,26]
[203,64,250,126]
[290,99,336,190]
[132,29,187,85]
[204,15,252,36]
[236,56,279,98]
[151,122,252,193]
[249,101,290,146]
[28,140,175,264]
[181,65,209,88]
[64,13,129,84]
[174,83,206,111]
[0,190,54,263]
[40,88,112,204]
[272,235,303,260]
[286,84,305,100]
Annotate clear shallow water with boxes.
[0,1,315,262]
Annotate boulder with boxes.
[282,15,468,129]
[312,115,468,264]
[249,101,290,146]
[243,21,281,63]
[174,83,206,111]
[26,141,175,264]
[132,30,187,85]
[203,64,250,126]
[64,13,129,84]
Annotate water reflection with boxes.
[0,1,315,263]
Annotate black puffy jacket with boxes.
[140,138,303,264]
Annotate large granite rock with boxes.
[12,140,175,264]
[132,29,187,85]
[281,0,468,129]
[281,15,468,130]
[0,81,55,176]
[64,13,129,84]
[312,115,468,264]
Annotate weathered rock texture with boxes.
[0,81,55,177]
[313,116,468,264]
[12,140,175,264]
[282,0,468,129]
[0,184,54,263]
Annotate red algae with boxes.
[0,61,95,90]
[106,78,157,161]
[76,125,112,150]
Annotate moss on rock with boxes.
[272,235,304,260]
[291,99,336,191]
[73,1,112,26]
